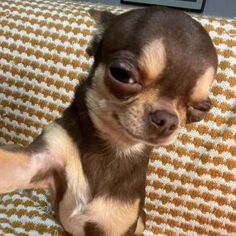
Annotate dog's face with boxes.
[86,7,218,147]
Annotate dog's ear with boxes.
[187,98,212,123]
[87,9,116,56]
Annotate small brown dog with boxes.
[0,6,217,236]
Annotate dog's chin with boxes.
[121,126,179,147]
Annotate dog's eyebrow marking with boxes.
[191,66,215,102]
[138,38,166,84]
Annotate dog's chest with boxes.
[80,149,149,199]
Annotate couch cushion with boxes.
[0,0,235,235]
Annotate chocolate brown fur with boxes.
[0,6,217,236]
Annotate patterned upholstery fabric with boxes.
[0,0,235,235]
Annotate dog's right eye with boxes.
[105,63,142,97]
[109,66,135,84]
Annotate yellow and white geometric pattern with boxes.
[0,0,235,235]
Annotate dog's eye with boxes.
[187,98,212,123]
[105,62,142,97]
[109,66,135,84]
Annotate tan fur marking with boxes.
[88,198,139,236]
[118,89,179,145]
[191,67,215,101]
[43,124,91,226]
[139,39,166,83]
[86,65,125,145]
[69,197,140,236]
[135,216,145,234]
[87,65,180,147]
[86,64,145,151]
[43,123,88,192]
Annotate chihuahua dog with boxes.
[0,6,217,236]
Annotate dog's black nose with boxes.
[150,110,178,135]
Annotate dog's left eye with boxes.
[109,65,135,84]
[187,98,212,123]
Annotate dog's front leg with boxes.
[0,122,89,200]
[0,122,91,234]
[0,137,61,194]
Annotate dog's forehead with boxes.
[102,7,169,54]
[102,7,206,54]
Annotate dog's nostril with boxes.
[150,110,178,134]
[169,123,177,131]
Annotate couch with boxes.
[0,0,235,235]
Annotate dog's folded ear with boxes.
[187,98,212,123]
[87,9,116,56]
[88,9,115,26]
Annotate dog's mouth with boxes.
[124,127,178,146]
[113,113,179,146]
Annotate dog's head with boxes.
[86,7,218,147]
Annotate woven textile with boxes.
[0,0,235,235]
